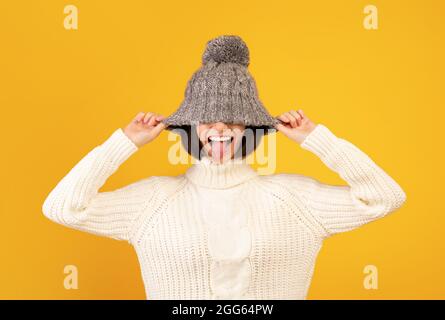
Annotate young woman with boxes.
[42,35,406,299]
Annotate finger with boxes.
[147,113,157,126]
[151,121,167,136]
[297,109,305,119]
[143,112,154,124]
[297,109,308,124]
[275,123,293,135]
[289,110,302,126]
[155,115,165,121]
[134,112,145,123]
[285,112,298,128]
[289,109,302,120]
[277,114,291,123]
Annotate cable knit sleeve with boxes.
[42,128,156,242]
[284,124,407,238]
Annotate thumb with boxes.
[151,121,167,136]
[275,123,293,136]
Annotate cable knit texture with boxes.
[42,124,406,299]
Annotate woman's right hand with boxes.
[123,112,168,148]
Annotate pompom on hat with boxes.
[162,35,280,133]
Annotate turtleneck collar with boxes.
[185,156,258,189]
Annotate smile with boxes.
[208,136,234,144]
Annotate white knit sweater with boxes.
[42,124,406,299]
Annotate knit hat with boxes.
[162,35,280,134]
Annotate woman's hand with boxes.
[123,112,168,148]
[275,109,317,144]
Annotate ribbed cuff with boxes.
[100,128,139,165]
[300,124,340,160]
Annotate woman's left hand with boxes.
[275,109,317,144]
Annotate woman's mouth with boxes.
[207,135,234,158]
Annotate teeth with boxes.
[209,136,232,142]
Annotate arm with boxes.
[297,124,406,237]
[275,110,407,238]
[42,112,168,242]
[42,128,152,242]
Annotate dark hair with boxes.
[170,125,270,160]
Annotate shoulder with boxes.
[258,172,319,192]
[119,174,187,199]
[247,173,318,204]
[140,174,187,194]
[253,173,329,237]
[253,173,327,203]
[128,174,189,243]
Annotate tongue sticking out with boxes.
[211,141,230,160]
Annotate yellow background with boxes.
[0,0,443,299]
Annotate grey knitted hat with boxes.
[162,35,280,133]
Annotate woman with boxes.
[42,35,406,300]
